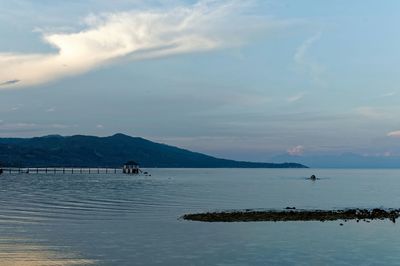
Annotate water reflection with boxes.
[0,238,94,266]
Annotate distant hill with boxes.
[0,133,307,168]
[272,153,400,169]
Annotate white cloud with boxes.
[0,0,287,89]
[287,145,304,156]
[387,131,400,138]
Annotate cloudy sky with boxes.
[1,0,400,161]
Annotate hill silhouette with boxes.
[0,133,307,168]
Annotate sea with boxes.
[1,168,400,265]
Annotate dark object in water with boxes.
[310,174,316,180]
[0,168,2,175]
[182,208,400,223]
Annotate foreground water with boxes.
[2,169,400,265]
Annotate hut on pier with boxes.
[123,161,140,174]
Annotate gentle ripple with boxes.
[2,169,400,265]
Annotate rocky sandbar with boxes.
[183,208,400,223]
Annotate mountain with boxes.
[0,133,307,168]
[271,153,400,169]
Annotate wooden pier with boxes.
[0,161,148,175]
[1,167,124,174]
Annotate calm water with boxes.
[2,168,400,265]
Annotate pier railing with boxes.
[1,167,124,174]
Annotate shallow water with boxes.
[2,168,400,265]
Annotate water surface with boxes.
[1,169,400,265]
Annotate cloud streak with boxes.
[356,106,389,119]
[380,91,397,97]
[294,33,325,86]
[0,120,77,135]
[0,0,285,88]
[287,92,306,103]
[388,131,400,138]
[0,79,20,86]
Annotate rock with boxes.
[310,175,316,180]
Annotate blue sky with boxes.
[1,0,400,161]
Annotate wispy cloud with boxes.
[380,91,397,97]
[10,104,23,111]
[0,0,289,89]
[387,131,400,138]
[294,33,325,86]
[286,92,306,103]
[356,106,389,119]
[0,79,20,86]
[0,121,76,134]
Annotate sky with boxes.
[1,0,400,162]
